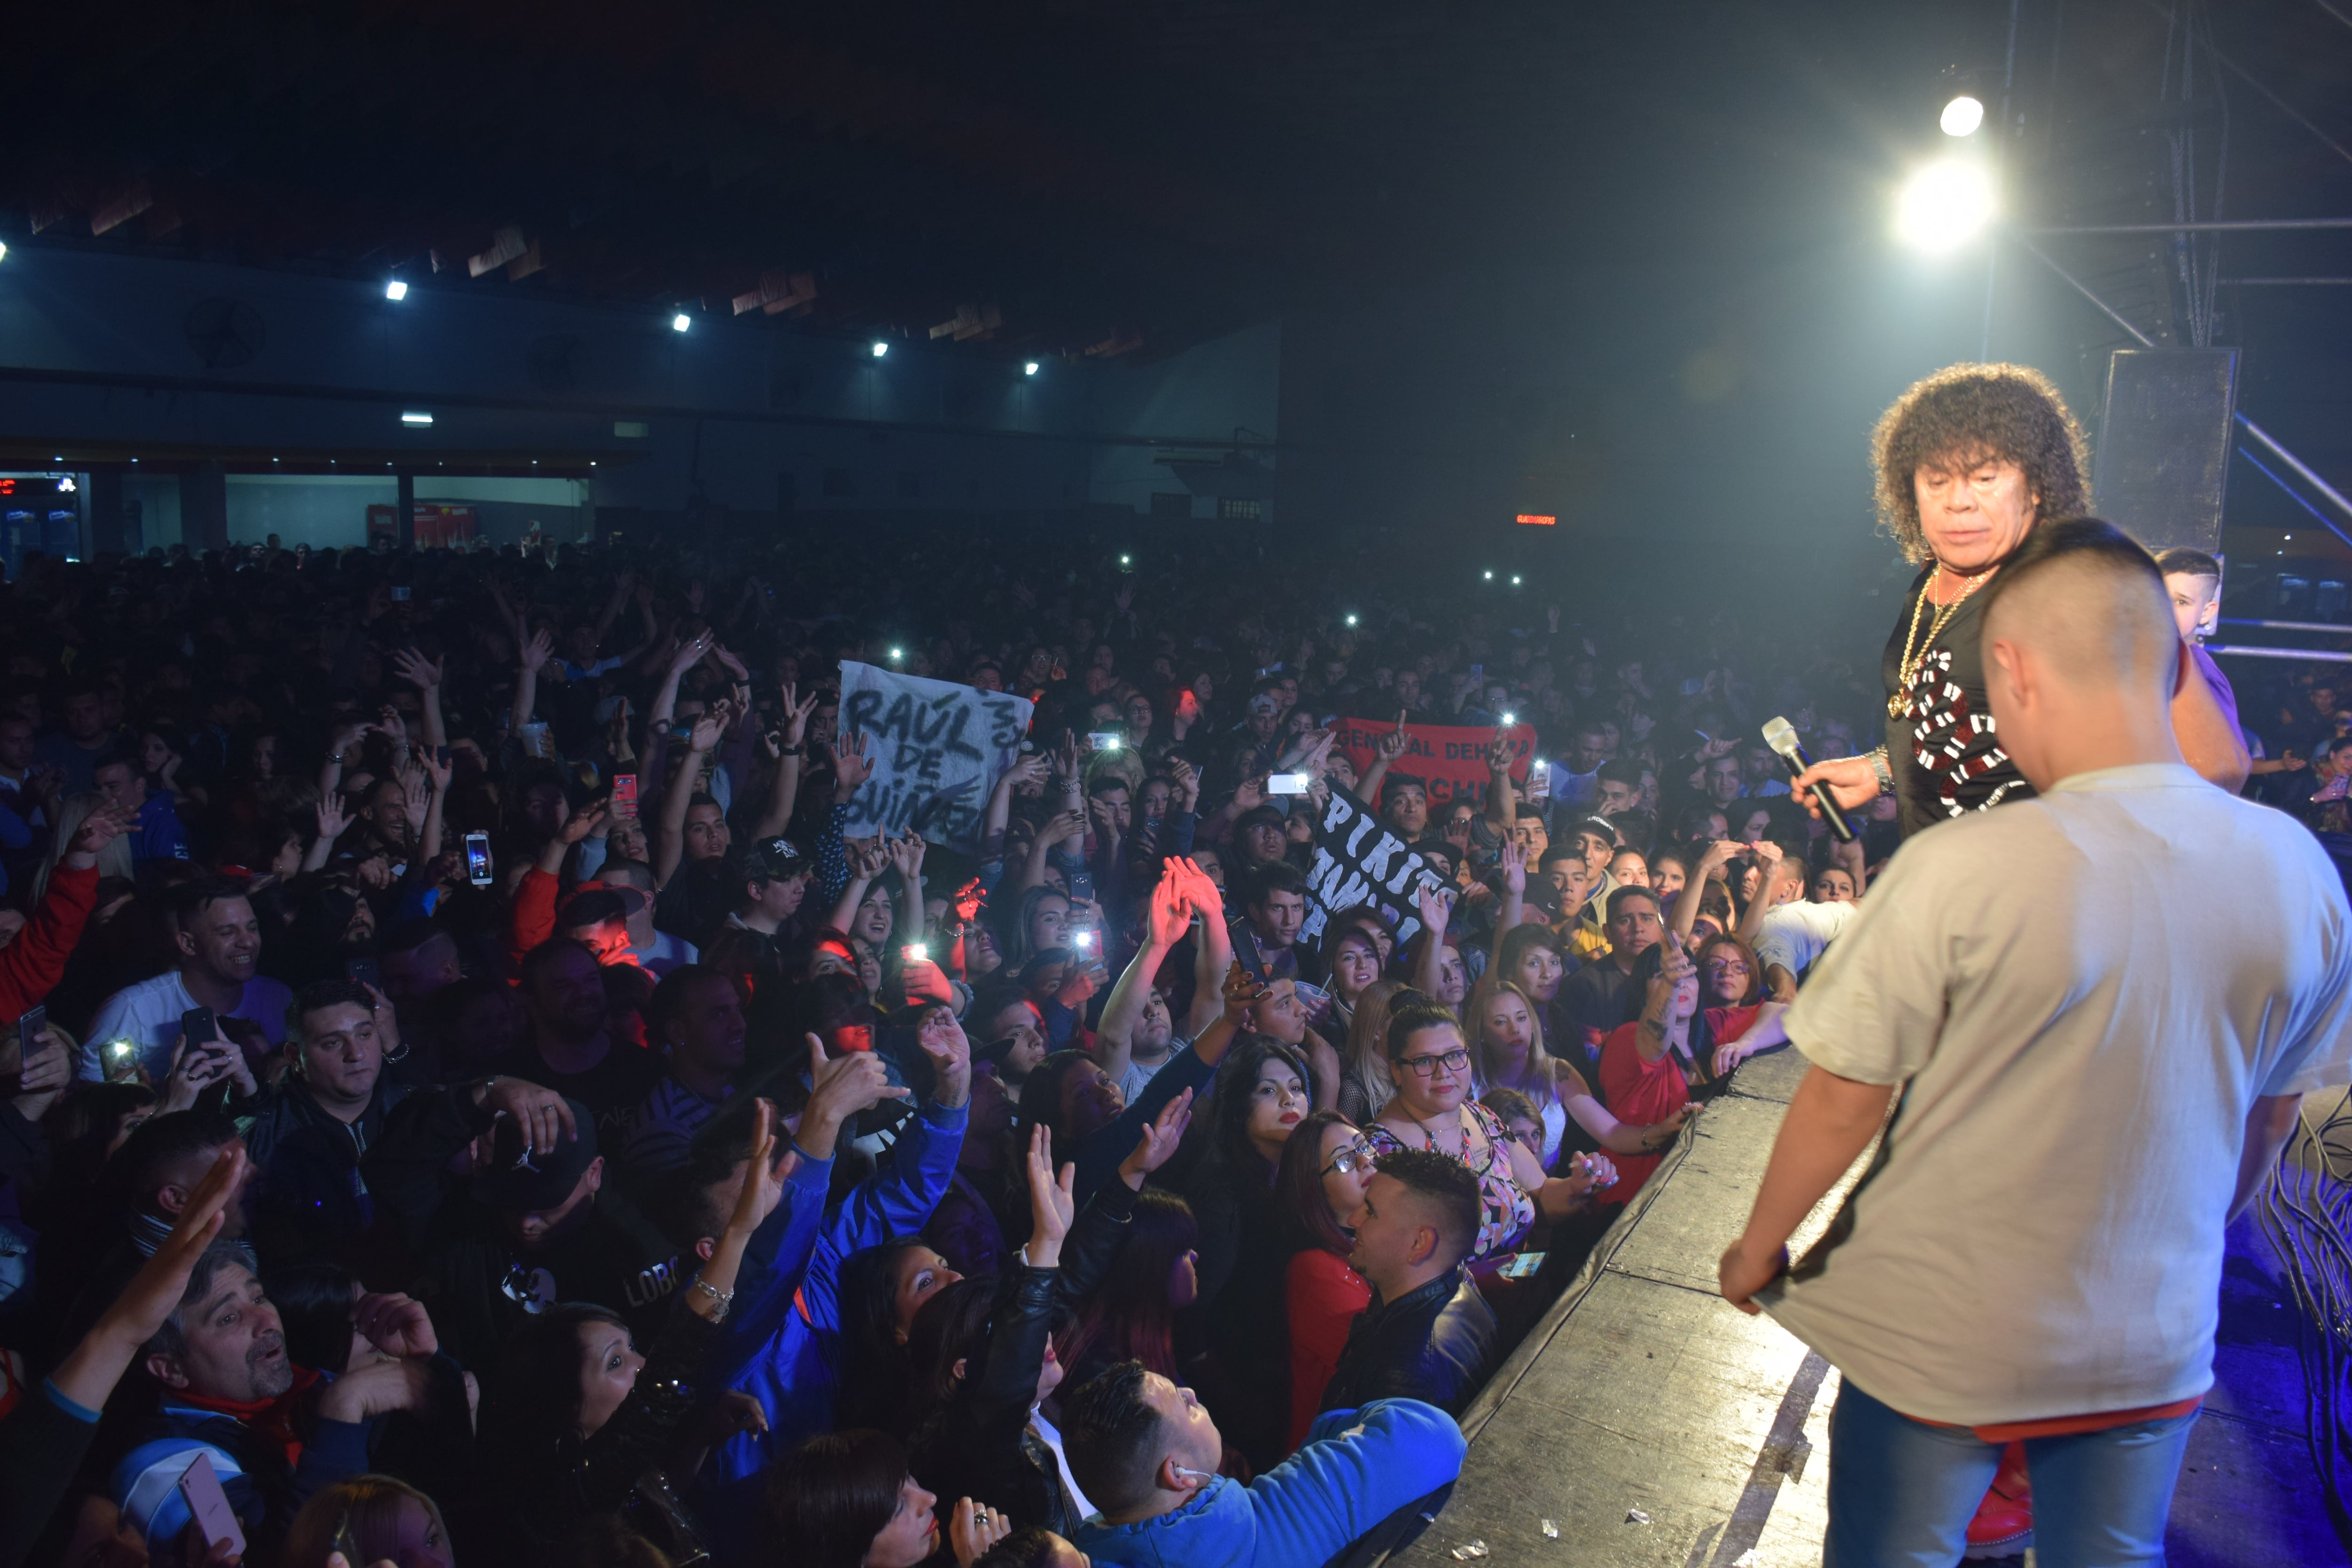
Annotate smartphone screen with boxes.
[1267,772,1311,795]
[465,832,494,887]
[178,1450,246,1558]
[103,1038,142,1084]
[1,1004,38,1076]
[344,957,381,989]
[612,773,639,817]
[1086,732,1122,751]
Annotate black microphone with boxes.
[1762,716,1855,843]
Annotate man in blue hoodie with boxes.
[1062,1360,1467,1568]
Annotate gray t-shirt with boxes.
[1765,764,2352,1425]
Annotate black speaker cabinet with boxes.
[2093,348,2239,556]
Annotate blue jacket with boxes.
[710,1096,967,1480]
[1074,1399,1466,1568]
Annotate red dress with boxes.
[1596,1006,1759,1204]
[1284,1246,1371,1450]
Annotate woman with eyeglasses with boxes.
[1274,1109,1376,1451]
[1365,996,1617,1261]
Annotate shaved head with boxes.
[1982,518,2186,791]
[1981,518,2178,697]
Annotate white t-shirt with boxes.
[1753,899,1859,982]
[1765,764,2352,1425]
[77,971,295,1082]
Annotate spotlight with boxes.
[0,241,8,263]
[1024,361,1040,375]
[889,646,905,663]
[672,313,692,333]
[1120,554,1132,566]
[1345,613,1359,627]
[1482,570,1494,581]
[1511,574,1522,585]
[384,279,409,301]
[872,342,890,358]
[1894,159,1997,253]
[1939,95,1985,137]
[58,476,76,493]
[400,412,434,426]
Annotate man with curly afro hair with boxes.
[1790,363,2247,841]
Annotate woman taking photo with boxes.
[1593,932,1755,1207]
[1275,1110,1374,1451]
[1470,979,1696,1170]
[767,1430,1012,1568]
[1366,998,1616,1262]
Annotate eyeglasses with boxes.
[1320,1139,1377,1177]
[1398,1047,1471,1077]
[1701,959,1751,977]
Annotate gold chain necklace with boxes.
[1888,565,1996,720]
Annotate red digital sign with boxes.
[1514,512,1556,526]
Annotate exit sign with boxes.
[1515,513,1556,526]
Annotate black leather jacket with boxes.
[1318,1266,1497,1418]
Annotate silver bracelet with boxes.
[688,1277,734,1321]
[1866,747,1894,795]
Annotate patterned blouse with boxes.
[1365,1100,1537,1260]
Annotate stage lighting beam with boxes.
[1895,159,1997,253]
[1940,95,1985,137]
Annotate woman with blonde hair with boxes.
[30,791,133,904]
[1336,978,1404,1124]
[1471,974,1699,1169]
[281,1475,454,1568]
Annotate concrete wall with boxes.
[0,245,1278,546]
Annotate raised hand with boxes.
[1231,774,1266,813]
[1025,1124,1077,1257]
[1043,806,1087,847]
[477,1076,578,1157]
[1500,838,1527,896]
[559,801,610,845]
[950,1497,1013,1568]
[1379,711,1410,759]
[831,732,875,791]
[779,683,820,748]
[352,1291,439,1360]
[713,644,750,683]
[1053,730,1080,781]
[686,710,726,756]
[804,1032,907,1125]
[1220,958,1269,1022]
[915,1006,970,1105]
[669,629,717,675]
[419,748,452,796]
[65,800,135,864]
[888,829,928,883]
[521,628,556,676]
[1414,880,1453,938]
[315,794,353,845]
[1148,873,1193,947]
[1168,757,1200,812]
[951,877,985,925]
[392,647,444,691]
[727,1099,796,1236]
[846,837,890,882]
[1121,1087,1195,1182]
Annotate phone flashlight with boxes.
[1501,711,1517,726]
[904,942,929,963]
[1073,930,1097,951]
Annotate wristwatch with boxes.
[1866,747,1894,795]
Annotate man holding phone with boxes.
[79,879,292,1085]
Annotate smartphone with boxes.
[1068,868,1096,905]
[1237,933,1270,985]
[178,1450,246,1558]
[1086,732,1122,752]
[1,1004,38,1077]
[903,942,929,963]
[181,1007,218,1051]
[1501,1251,1545,1281]
[390,585,413,602]
[344,956,381,989]
[612,773,639,818]
[1469,662,1483,678]
[465,831,494,887]
[1527,758,1551,802]
[1267,772,1311,796]
[103,1038,142,1084]
[436,744,452,766]
[1073,930,1097,952]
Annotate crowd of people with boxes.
[0,518,2339,1568]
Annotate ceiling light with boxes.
[1894,159,1997,252]
[384,280,409,301]
[672,313,692,333]
[401,412,433,426]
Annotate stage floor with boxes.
[1379,1051,2343,1568]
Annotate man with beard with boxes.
[130,1238,443,1553]
[79,879,293,1082]
[493,938,665,1134]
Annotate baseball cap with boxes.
[1247,693,1280,716]
[745,836,811,880]
[558,885,636,930]
[471,1099,599,1211]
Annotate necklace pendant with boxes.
[1887,692,1907,720]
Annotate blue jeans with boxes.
[1824,1380,2199,1568]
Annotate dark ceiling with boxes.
[0,0,2347,376]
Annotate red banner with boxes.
[1333,718,1536,812]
